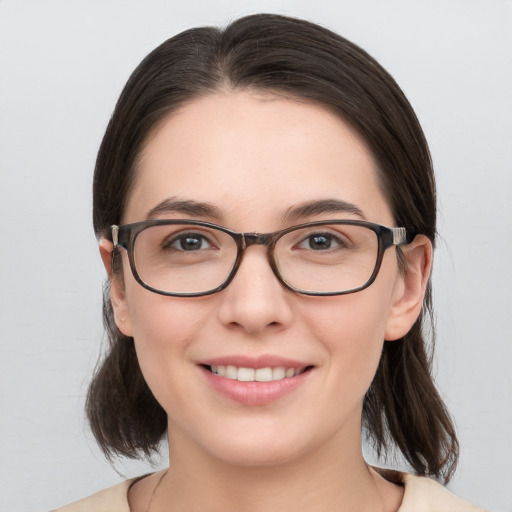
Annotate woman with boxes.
[55,13,485,512]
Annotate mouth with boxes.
[199,359,314,405]
[202,364,313,382]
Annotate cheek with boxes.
[302,276,396,392]
[309,286,392,347]
[123,267,210,348]
[124,287,209,401]
[129,297,200,348]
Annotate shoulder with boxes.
[51,478,135,512]
[397,472,487,512]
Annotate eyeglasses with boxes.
[111,219,408,297]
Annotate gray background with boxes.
[1,1,511,511]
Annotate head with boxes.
[88,13,458,481]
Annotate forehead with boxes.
[125,91,393,228]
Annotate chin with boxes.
[192,415,341,469]
[208,438,304,468]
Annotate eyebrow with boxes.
[282,199,366,222]
[146,197,365,224]
[147,197,223,220]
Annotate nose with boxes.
[216,245,294,335]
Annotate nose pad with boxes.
[216,246,293,334]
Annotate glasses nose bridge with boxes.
[233,232,280,286]
[241,232,271,249]
[238,232,276,268]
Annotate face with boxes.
[103,91,426,468]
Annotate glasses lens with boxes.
[274,223,379,293]
[133,224,237,294]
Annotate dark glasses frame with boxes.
[111,219,408,297]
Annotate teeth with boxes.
[237,367,255,382]
[255,367,272,382]
[210,365,305,382]
[226,365,238,379]
[272,367,286,380]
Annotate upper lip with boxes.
[199,354,313,369]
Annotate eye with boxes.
[167,232,213,251]
[297,232,344,251]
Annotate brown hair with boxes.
[87,13,458,482]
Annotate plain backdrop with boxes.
[1,1,511,511]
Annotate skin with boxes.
[100,91,432,512]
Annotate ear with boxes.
[99,237,133,337]
[384,235,432,341]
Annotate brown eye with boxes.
[297,232,345,251]
[166,232,213,251]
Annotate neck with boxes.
[145,426,400,512]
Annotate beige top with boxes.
[53,470,487,512]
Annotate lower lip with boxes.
[200,366,312,405]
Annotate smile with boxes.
[208,365,307,382]
[200,360,313,405]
